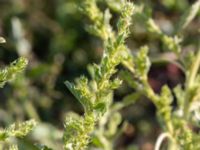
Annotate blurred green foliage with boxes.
[0,0,199,149]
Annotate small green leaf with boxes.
[176,0,200,33]
[94,102,106,113]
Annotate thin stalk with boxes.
[184,48,200,119]
[187,49,200,88]
[143,81,174,134]
[155,132,171,150]
[155,132,178,150]
[24,101,40,121]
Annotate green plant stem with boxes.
[24,101,40,121]
[187,49,200,88]
[168,140,178,150]
[184,49,200,119]
[143,81,174,135]
[155,132,171,150]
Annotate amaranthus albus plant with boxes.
[1,0,200,149]
[65,0,200,150]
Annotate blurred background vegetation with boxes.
[0,0,199,149]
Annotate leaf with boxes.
[65,77,94,112]
[176,0,200,33]
[112,93,141,111]
[93,102,106,113]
